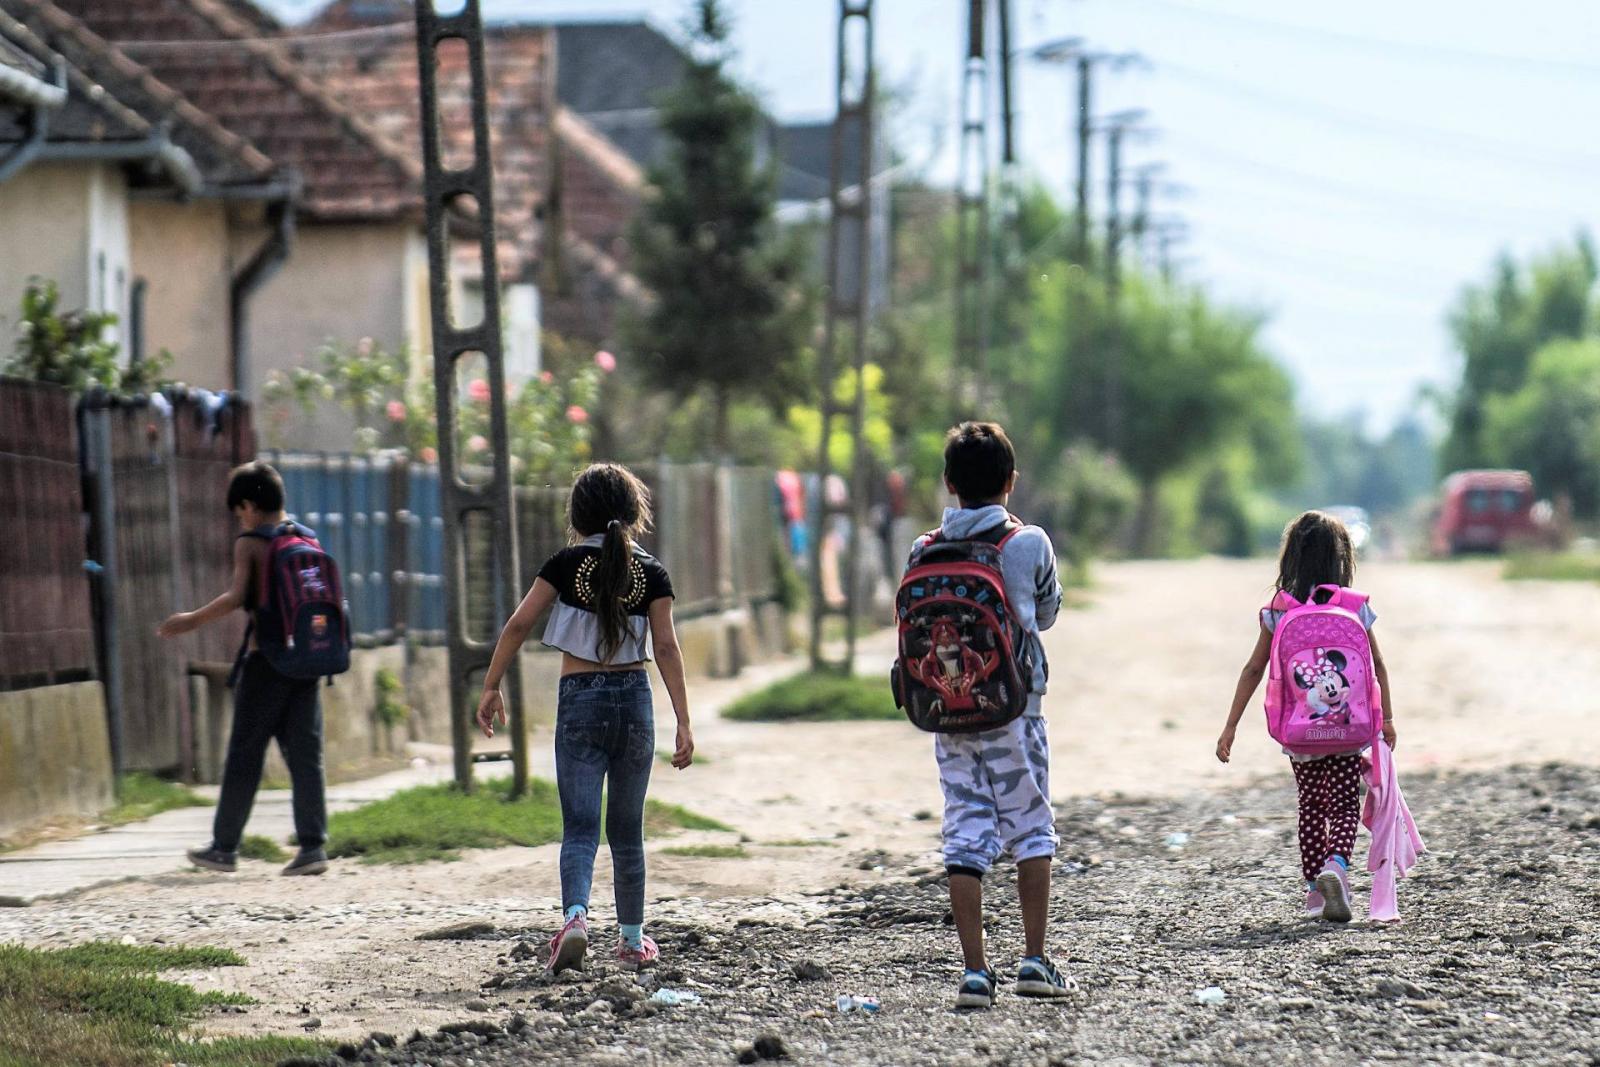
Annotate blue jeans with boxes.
[555,670,654,925]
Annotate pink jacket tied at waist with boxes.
[1362,739,1424,921]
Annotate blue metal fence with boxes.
[261,451,780,643]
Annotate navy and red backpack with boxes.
[234,521,351,683]
[890,518,1034,733]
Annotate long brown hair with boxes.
[568,463,654,663]
[1276,511,1356,603]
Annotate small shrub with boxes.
[373,667,410,729]
[722,671,900,723]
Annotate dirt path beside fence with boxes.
[3,558,1599,1058]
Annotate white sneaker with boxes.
[1315,861,1352,923]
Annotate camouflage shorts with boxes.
[934,714,1057,875]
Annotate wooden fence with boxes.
[80,390,254,772]
[0,379,95,691]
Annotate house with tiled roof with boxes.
[0,0,292,385]
[290,0,645,347]
[38,0,450,434]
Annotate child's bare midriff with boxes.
[560,652,646,676]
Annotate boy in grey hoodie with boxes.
[910,421,1067,1009]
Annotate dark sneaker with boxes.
[186,846,238,873]
[1015,955,1073,998]
[955,967,998,1010]
[282,847,329,876]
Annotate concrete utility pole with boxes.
[1099,108,1148,455]
[953,0,991,415]
[413,0,526,795]
[1025,42,1141,266]
[809,0,877,675]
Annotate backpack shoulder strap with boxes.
[974,517,1023,548]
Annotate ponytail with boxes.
[594,519,631,664]
[568,464,654,664]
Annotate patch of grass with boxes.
[765,838,840,848]
[328,777,730,864]
[661,844,748,859]
[646,799,731,833]
[101,773,208,827]
[0,942,323,1067]
[1504,551,1600,582]
[238,835,288,863]
[722,671,901,723]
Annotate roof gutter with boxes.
[30,126,204,195]
[0,57,64,183]
[230,197,296,399]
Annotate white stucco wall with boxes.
[0,163,120,339]
[127,198,232,389]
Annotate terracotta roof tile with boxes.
[2,0,278,187]
[277,16,550,279]
[48,0,422,220]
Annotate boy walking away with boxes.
[157,461,349,876]
[893,422,1068,1010]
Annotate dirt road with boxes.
[4,558,1599,1063]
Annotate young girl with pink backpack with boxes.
[1215,511,1421,922]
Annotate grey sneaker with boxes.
[1315,861,1352,923]
[186,846,238,873]
[282,847,329,876]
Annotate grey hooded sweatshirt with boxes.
[909,504,1063,714]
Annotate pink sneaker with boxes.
[547,913,589,973]
[615,935,659,970]
[1304,887,1326,918]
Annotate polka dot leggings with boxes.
[1291,754,1361,884]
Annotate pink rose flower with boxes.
[468,378,491,403]
[594,350,617,373]
[468,434,489,452]
[566,405,588,425]
[539,371,554,385]
[386,400,407,422]
[356,337,374,357]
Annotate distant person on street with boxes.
[158,461,346,877]
[901,421,1069,1009]
[1215,511,1407,922]
[478,462,693,974]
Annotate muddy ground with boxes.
[308,763,1600,1067]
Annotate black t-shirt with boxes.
[536,545,674,616]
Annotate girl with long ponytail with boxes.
[479,462,693,973]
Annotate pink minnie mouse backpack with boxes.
[1264,585,1383,755]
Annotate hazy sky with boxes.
[264,1,1600,432]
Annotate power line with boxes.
[1155,58,1600,177]
[1162,130,1588,227]
[1120,0,1600,78]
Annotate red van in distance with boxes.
[1431,470,1539,556]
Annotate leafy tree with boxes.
[5,279,169,394]
[1482,338,1600,516]
[624,0,814,454]
[1012,265,1298,553]
[1443,234,1598,471]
